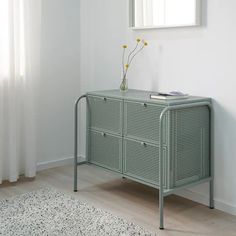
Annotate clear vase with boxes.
[120,77,128,92]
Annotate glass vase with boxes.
[120,77,128,92]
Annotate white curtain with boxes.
[0,0,41,183]
[134,0,167,27]
[134,0,156,27]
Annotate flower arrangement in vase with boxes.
[120,38,148,92]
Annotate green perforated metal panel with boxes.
[88,130,122,172]
[123,138,168,188]
[124,101,168,144]
[87,95,122,135]
[86,90,211,192]
[169,106,210,187]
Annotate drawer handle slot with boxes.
[103,97,107,102]
[101,132,106,137]
[141,142,147,147]
[141,103,147,107]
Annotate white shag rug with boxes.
[0,188,153,236]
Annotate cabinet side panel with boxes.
[170,106,210,187]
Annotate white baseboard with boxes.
[36,157,236,217]
[176,189,236,216]
[37,156,85,172]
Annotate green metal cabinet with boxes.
[74,89,214,230]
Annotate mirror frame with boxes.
[129,0,202,30]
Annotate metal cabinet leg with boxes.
[74,95,86,192]
[159,189,164,230]
[209,103,214,209]
[74,156,78,192]
[159,110,166,230]
[209,179,214,209]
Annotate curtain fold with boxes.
[0,0,41,183]
[134,0,155,27]
[134,0,167,27]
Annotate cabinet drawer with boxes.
[123,138,168,187]
[124,101,167,144]
[87,95,122,135]
[88,130,122,172]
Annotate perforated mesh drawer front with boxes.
[87,96,122,135]
[123,138,168,187]
[89,130,122,172]
[170,106,210,187]
[124,101,167,144]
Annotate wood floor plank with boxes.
[0,164,236,235]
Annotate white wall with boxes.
[79,0,236,215]
[35,0,80,165]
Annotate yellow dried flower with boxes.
[125,64,129,69]
[123,45,128,48]
[144,41,148,46]
[136,38,141,43]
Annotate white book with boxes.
[150,91,189,100]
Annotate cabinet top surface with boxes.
[87,89,211,105]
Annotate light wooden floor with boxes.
[0,164,236,236]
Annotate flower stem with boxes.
[125,44,145,77]
[129,44,145,66]
[127,42,139,66]
[122,48,125,77]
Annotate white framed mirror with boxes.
[129,0,201,29]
